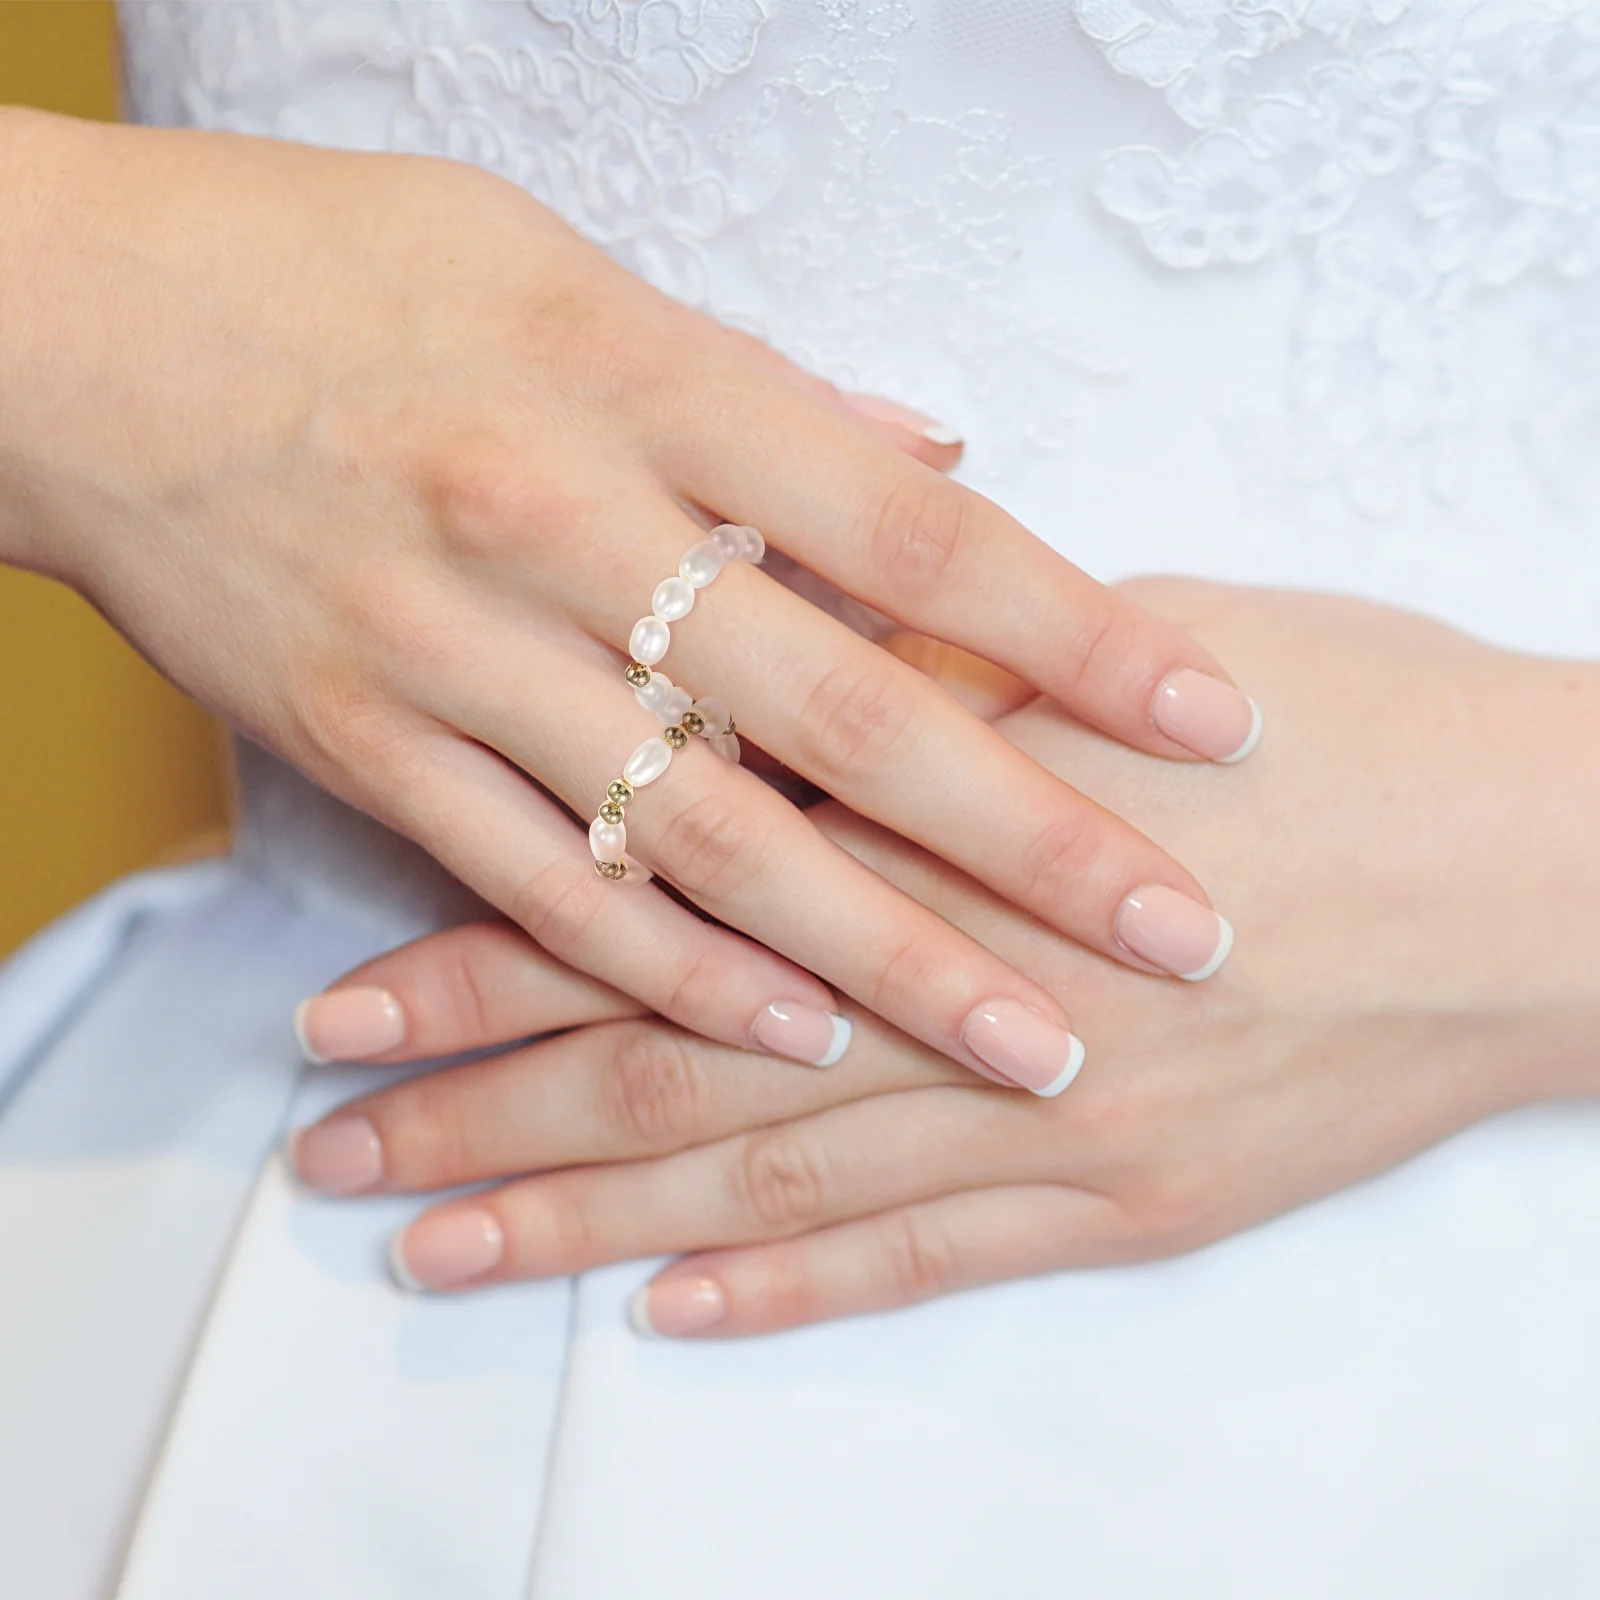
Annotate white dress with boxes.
[4,2,1600,1594]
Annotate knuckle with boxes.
[423,437,600,565]
[1121,1172,1216,1256]
[379,1076,474,1188]
[879,1209,962,1304]
[865,928,949,1020]
[651,790,776,901]
[795,659,916,783]
[510,855,609,961]
[1056,598,1134,701]
[291,676,411,787]
[1017,807,1111,902]
[735,1129,833,1232]
[862,471,968,598]
[602,1026,711,1150]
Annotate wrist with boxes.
[1488,657,1600,1101]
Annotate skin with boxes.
[0,106,1251,1079]
[296,579,1600,1332]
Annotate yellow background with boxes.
[0,1,229,957]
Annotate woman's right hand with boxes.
[0,108,1257,1081]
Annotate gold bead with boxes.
[607,778,633,806]
[599,801,624,826]
[624,663,652,689]
[724,716,737,736]
[594,859,627,880]
[681,709,706,736]
[663,724,689,750]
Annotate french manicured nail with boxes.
[842,391,963,448]
[959,999,1085,1098]
[1116,884,1234,981]
[294,986,406,1063]
[1151,670,1262,763]
[752,1001,853,1067]
[390,1207,504,1292]
[289,1116,383,1195]
[629,1276,726,1338]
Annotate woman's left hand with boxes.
[289,580,1600,1333]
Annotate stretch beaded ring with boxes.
[590,523,764,880]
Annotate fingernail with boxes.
[842,391,963,448]
[288,1115,383,1195]
[1115,884,1234,981]
[629,1275,726,1338]
[959,999,1085,1098]
[294,986,406,1063]
[752,1001,853,1067]
[1151,670,1262,764]
[389,1207,504,1292]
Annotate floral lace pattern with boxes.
[1089,0,1600,513]
[116,0,1600,516]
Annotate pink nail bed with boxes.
[629,1276,726,1338]
[841,391,963,447]
[390,1207,504,1292]
[1115,885,1234,981]
[289,1116,383,1195]
[752,1001,853,1067]
[1151,669,1262,764]
[294,986,406,1063]
[959,998,1085,1098]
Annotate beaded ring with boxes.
[590,523,764,880]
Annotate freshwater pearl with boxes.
[588,817,627,863]
[679,540,724,588]
[629,615,670,665]
[634,670,676,714]
[709,733,741,763]
[710,523,746,560]
[654,686,693,724]
[652,576,696,621]
[623,738,673,787]
[691,697,732,736]
[737,525,766,563]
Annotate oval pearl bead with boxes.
[623,737,673,787]
[679,540,725,589]
[691,697,732,736]
[652,576,695,621]
[634,670,676,714]
[709,733,741,763]
[654,686,693,724]
[738,525,766,564]
[710,523,746,560]
[629,616,670,665]
[589,817,627,863]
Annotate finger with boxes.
[428,635,1093,1093]
[641,555,1230,980]
[655,343,1262,765]
[345,718,847,1070]
[293,921,645,1064]
[291,1014,960,1194]
[631,1185,1132,1338]
[385,1086,1043,1292]
[711,322,962,471]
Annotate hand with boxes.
[290,580,1600,1330]
[0,108,1257,1083]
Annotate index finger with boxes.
[655,343,1262,766]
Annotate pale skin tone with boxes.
[292,579,1600,1333]
[0,106,1259,1085]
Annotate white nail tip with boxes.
[627,1286,659,1338]
[814,1014,853,1068]
[1030,1034,1086,1099]
[1217,699,1263,765]
[923,422,963,446]
[1180,915,1235,983]
[292,1000,328,1065]
[388,1233,425,1295]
